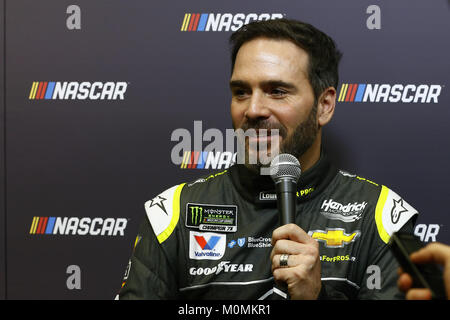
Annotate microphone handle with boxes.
[274,178,297,299]
[276,178,297,225]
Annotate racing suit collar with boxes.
[229,150,337,204]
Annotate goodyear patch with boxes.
[186,203,237,233]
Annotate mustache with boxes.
[239,119,287,138]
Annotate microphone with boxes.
[269,154,301,225]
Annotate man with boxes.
[118,19,418,299]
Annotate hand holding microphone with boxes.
[269,154,322,300]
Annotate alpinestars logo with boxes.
[338,83,442,103]
[180,13,284,32]
[391,198,408,224]
[29,216,128,236]
[29,81,128,100]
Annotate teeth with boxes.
[256,129,270,136]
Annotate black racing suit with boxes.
[118,153,418,299]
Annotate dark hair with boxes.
[229,19,342,101]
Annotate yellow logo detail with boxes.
[309,228,361,248]
[296,187,314,197]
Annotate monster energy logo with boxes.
[186,203,238,233]
[191,206,203,225]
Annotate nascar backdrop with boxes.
[1,0,449,299]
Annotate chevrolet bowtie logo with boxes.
[308,228,361,248]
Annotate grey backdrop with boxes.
[1,0,449,299]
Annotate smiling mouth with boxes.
[247,128,280,138]
[246,130,282,156]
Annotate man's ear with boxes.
[317,87,336,127]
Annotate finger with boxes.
[272,223,313,246]
[271,253,314,270]
[397,266,404,276]
[405,288,432,300]
[272,254,293,270]
[410,242,450,265]
[272,262,315,285]
[272,267,289,285]
[397,273,413,292]
[272,267,294,283]
[270,239,316,257]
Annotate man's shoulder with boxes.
[328,169,419,244]
[146,169,231,205]
[182,169,231,190]
[334,169,382,192]
[142,169,232,244]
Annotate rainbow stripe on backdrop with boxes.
[29,216,56,235]
[29,81,56,100]
[180,13,209,31]
[338,83,367,102]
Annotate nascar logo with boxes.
[338,83,442,103]
[180,13,283,32]
[29,216,128,236]
[180,151,236,169]
[28,81,128,100]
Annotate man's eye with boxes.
[233,89,248,98]
[271,88,287,97]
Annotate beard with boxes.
[279,104,318,159]
[236,103,318,174]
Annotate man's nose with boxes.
[244,91,271,120]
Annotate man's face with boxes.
[230,38,319,169]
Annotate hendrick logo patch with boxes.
[320,199,367,222]
[186,203,237,233]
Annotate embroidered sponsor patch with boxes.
[320,199,367,222]
[189,231,226,260]
[186,203,238,233]
[308,228,361,248]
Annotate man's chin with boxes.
[243,162,262,174]
[242,149,278,175]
